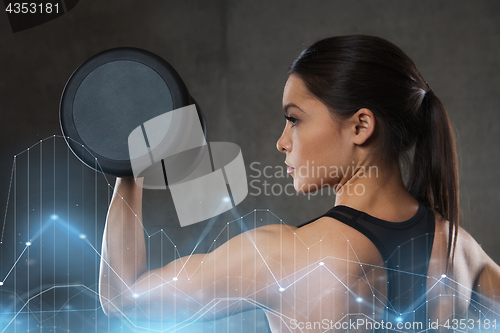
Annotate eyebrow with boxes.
[283,103,306,115]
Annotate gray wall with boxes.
[1,0,499,331]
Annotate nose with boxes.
[276,128,291,153]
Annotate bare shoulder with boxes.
[431,209,500,297]
[431,209,487,273]
[246,216,387,282]
[452,219,500,302]
[256,217,387,324]
[457,219,500,311]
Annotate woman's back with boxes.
[263,204,498,332]
[428,210,500,325]
[297,201,435,328]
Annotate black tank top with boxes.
[294,202,435,332]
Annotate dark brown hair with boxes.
[288,35,459,267]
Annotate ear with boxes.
[350,108,375,146]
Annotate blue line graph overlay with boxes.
[0,136,499,333]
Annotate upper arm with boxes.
[115,218,387,327]
[119,223,297,321]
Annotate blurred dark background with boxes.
[0,1,499,332]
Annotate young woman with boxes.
[99,35,500,332]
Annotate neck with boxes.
[333,161,419,221]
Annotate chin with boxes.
[294,179,324,194]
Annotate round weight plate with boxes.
[60,47,207,178]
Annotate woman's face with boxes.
[277,75,351,193]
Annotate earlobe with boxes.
[352,108,375,146]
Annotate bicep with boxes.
[126,224,291,320]
[122,220,386,326]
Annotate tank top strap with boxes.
[297,202,433,263]
[324,207,392,259]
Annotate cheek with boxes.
[309,135,337,164]
[293,125,342,167]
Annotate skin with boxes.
[99,74,500,332]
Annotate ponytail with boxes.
[407,91,460,270]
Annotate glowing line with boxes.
[1,245,28,283]
[83,239,133,291]
[0,157,15,244]
[174,202,227,278]
[0,284,98,333]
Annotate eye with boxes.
[284,115,298,127]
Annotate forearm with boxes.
[99,177,146,315]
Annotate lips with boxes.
[287,166,295,174]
